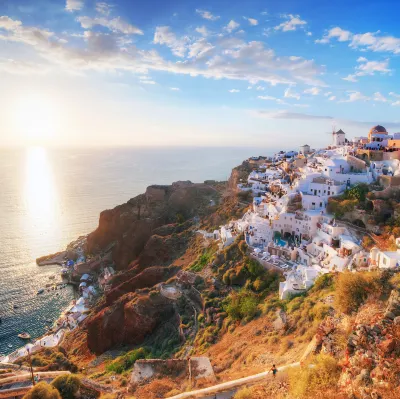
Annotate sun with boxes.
[13,93,59,143]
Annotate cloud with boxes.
[342,74,358,82]
[96,2,112,16]
[196,9,220,21]
[373,92,387,102]
[316,27,351,44]
[317,27,400,54]
[328,96,336,101]
[244,17,258,26]
[355,57,390,76]
[324,91,332,96]
[188,38,214,59]
[195,26,209,37]
[154,26,188,57]
[275,14,307,32]
[389,92,400,99]
[257,95,287,104]
[0,58,49,74]
[304,87,321,95]
[0,17,325,88]
[65,0,83,12]
[139,76,156,84]
[392,101,400,106]
[342,57,390,82]
[77,16,143,35]
[224,20,240,33]
[256,110,331,120]
[339,91,369,103]
[229,89,240,93]
[256,86,265,91]
[284,87,301,100]
[170,87,180,91]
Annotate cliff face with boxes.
[64,181,220,358]
[87,182,217,270]
[227,161,254,193]
[86,291,176,354]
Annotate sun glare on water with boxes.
[13,93,59,143]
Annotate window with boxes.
[383,257,387,265]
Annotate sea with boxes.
[0,146,272,356]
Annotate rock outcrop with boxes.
[86,184,217,270]
[87,291,176,355]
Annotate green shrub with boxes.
[225,290,260,321]
[106,347,149,374]
[23,382,61,399]
[51,375,80,399]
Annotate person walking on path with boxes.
[269,364,278,377]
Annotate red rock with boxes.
[378,338,396,354]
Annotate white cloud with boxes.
[392,101,400,106]
[0,17,325,88]
[77,16,143,35]
[389,92,400,99]
[324,91,332,96]
[328,96,336,101]
[195,9,220,21]
[247,86,252,89]
[317,27,400,54]
[195,26,209,37]
[256,86,265,91]
[275,14,307,32]
[96,2,112,16]
[342,74,358,82]
[0,16,22,30]
[306,32,312,36]
[0,58,49,74]
[170,87,180,91]
[373,92,387,102]
[224,20,240,33]
[257,95,287,104]
[257,110,332,120]
[316,27,351,44]
[355,58,390,76]
[284,87,301,100]
[229,89,240,93]
[258,95,277,100]
[304,87,321,95]
[66,0,83,12]
[154,26,188,57]
[188,38,214,59]
[244,17,258,26]
[339,91,369,103]
[342,57,390,82]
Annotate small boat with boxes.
[37,289,45,295]
[8,344,12,348]
[18,333,31,340]
[13,304,19,309]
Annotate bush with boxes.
[335,272,380,314]
[106,347,149,374]
[225,290,259,321]
[51,375,80,399]
[23,382,61,399]
[288,354,341,398]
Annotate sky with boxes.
[1,0,400,148]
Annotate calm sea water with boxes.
[0,146,272,356]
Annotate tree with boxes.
[51,375,81,399]
[23,382,61,399]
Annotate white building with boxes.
[299,144,311,155]
[279,265,327,299]
[370,238,400,269]
[308,176,345,197]
[332,129,346,147]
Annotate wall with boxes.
[383,151,400,161]
[357,150,384,162]
[379,175,400,188]
[346,155,367,171]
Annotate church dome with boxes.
[370,125,387,134]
